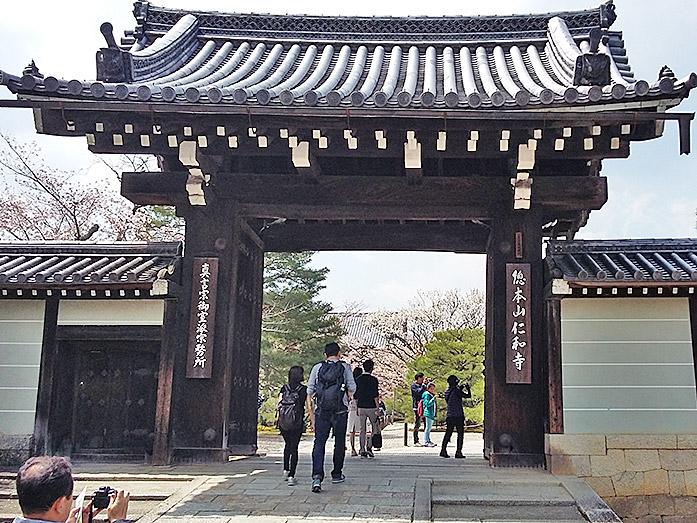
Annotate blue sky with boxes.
[0,0,695,310]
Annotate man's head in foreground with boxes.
[16,456,74,522]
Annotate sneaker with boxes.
[331,474,346,484]
[440,450,450,458]
[426,441,437,447]
[287,476,297,486]
[455,453,466,459]
[413,442,422,447]
[351,450,358,457]
[311,478,322,493]
[283,470,290,481]
[366,449,374,458]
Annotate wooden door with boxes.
[72,342,158,451]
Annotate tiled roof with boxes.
[0,242,181,289]
[1,2,694,111]
[336,312,388,347]
[546,239,697,285]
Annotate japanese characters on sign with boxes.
[506,263,532,383]
[187,257,218,378]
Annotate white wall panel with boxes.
[57,300,164,325]
[561,298,697,434]
[0,301,44,435]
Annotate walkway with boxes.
[0,425,619,522]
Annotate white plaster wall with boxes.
[57,300,164,325]
[0,301,44,435]
[561,298,697,434]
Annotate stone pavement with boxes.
[0,425,620,522]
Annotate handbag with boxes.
[372,433,383,449]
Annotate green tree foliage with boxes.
[258,252,343,423]
[398,328,485,427]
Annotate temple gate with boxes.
[0,1,694,466]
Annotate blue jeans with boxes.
[312,409,348,480]
[424,416,434,443]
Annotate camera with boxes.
[92,486,116,509]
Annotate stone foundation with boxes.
[0,434,32,466]
[546,434,697,522]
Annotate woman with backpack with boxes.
[277,365,314,486]
[421,382,438,447]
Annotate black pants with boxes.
[280,427,303,477]
[413,410,422,443]
[441,416,465,454]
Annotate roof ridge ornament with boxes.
[22,60,43,79]
[97,22,133,82]
[572,26,611,86]
[599,0,617,29]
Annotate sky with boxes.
[0,0,695,311]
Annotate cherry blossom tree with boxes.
[365,288,485,364]
[0,133,183,241]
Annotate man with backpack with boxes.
[307,342,356,493]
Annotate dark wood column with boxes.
[169,200,260,461]
[546,298,564,434]
[32,298,59,456]
[484,208,546,467]
[152,299,182,465]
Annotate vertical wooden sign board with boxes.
[506,263,532,384]
[186,257,218,378]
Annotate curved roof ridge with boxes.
[131,0,614,43]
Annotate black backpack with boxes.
[277,384,304,431]
[315,361,346,413]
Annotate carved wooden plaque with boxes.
[506,263,532,384]
[186,257,218,378]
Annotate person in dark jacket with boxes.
[440,374,471,458]
[355,360,380,458]
[410,372,426,445]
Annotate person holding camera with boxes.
[440,375,472,459]
[13,455,131,523]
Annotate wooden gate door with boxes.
[72,342,159,453]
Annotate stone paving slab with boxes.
[0,426,620,522]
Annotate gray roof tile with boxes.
[2,2,695,110]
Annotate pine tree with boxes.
[258,252,343,422]
[406,328,485,427]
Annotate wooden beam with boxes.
[261,220,490,252]
[121,172,608,219]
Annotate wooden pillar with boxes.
[32,298,59,456]
[484,208,546,467]
[169,200,258,461]
[546,298,564,434]
[152,299,181,465]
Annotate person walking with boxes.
[421,382,438,447]
[440,375,471,458]
[347,366,363,456]
[355,360,381,458]
[277,365,314,486]
[307,342,356,493]
[410,372,426,445]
